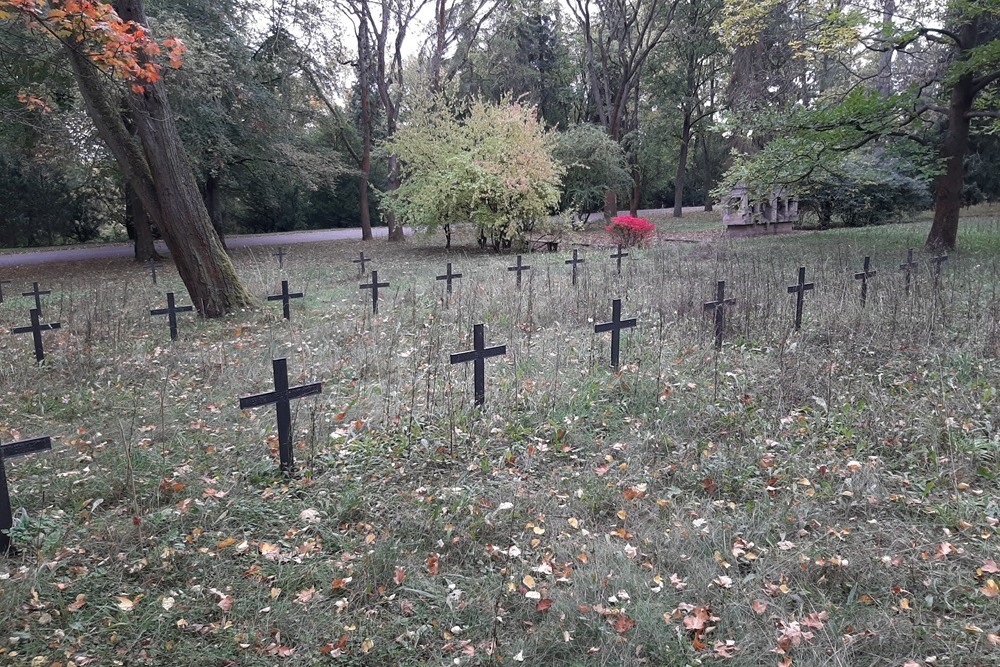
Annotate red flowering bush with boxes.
[605,215,656,247]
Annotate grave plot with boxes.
[0,226,998,667]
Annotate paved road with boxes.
[0,227,408,268]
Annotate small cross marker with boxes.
[267,280,304,320]
[436,262,463,294]
[610,245,629,275]
[239,358,322,475]
[1,435,52,555]
[22,282,51,317]
[12,309,61,363]
[0,280,11,304]
[931,254,948,288]
[450,323,507,406]
[787,266,815,331]
[595,299,637,370]
[151,292,194,340]
[352,252,372,277]
[273,247,287,269]
[854,256,877,306]
[900,249,918,295]
[703,281,736,350]
[565,249,585,286]
[507,255,531,289]
[360,270,389,314]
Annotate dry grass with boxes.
[1,216,999,666]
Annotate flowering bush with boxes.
[605,215,656,247]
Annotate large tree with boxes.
[3,0,254,316]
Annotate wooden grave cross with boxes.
[703,280,736,350]
[900,248,918,295]
[787,266,815,331]
[22,282,51,317]
[450,323,507,406]
[267,280,304,320]
[360,270,389,314]
[0,436,52,555]
[565,249,585,286]
[507,255,531,289]
[239,358,322,475]
[931,254,948,288]
[0,280,10,304]
[12,309,61,363]
[273,247,287,269]
[352,252,372,277]
[595,298,637,370]
[151,292,194,340]
[854,256,877,306]
[610,245,629,275]
[436,262,463,294]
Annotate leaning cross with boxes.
[436,262,463,294]
[787,266,815,331]
[610,245,629,275]
[565,249,585,286]
[931,254,948,288]
[703,280,736,350]
[360,270,389,314]
[0,435,52,555]
[854,256,877,306]
[507,255,531,289]
[352,252,372,277]
[267,280,304,321]
[151,292,194,341]
[595,298,637,371]
[900,248,918,295]
[239,358,322,476]
[273,247,287,269]
[12,309,61,363]
[22,282,51,317]
[0,280,11,304]
[450,323,507,407]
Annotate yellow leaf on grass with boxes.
[981,579,1000,598]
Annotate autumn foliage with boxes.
[0,0,185,94]
[605,214,656,247]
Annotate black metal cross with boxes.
[787,266,815,331]
[150,292,194,340]
[507,255,531,289]
[610,245,629,275]
[565,249,585,286]
[239,358,322,475]
[595,299,637,370]
[273,247,287,269]
[0,280,10,304]
[22,282,50,317]
[931,254,948,288]
[352,252,372,277]
[450,323,507,406]
[360,270,389,314]
[854,256,877,306]
[900,248,918,295]
[1,435,52,555]
[148,258,158,285]
[11,309,61,363]
[703,281,736,350]
[267,280,304,320]
[436,262,463,294]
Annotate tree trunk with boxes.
[356,23,375,241]
[125,182,158,261]
[67,0,254,317]
[674,109,693,218]
[386,154,405,240]
[927,72,974,250]
[876,0,895,96]
[700,133,713,211]
[202,173,227,248]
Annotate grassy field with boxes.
[1,215,999,666]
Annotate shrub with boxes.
[605,215,656,247]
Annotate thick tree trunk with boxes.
[927,72,974,250]
[67,0,254,317]
[202,174,227,248]
[386,155,405,241]
[674,110,693,218]
[125,183,158,261]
